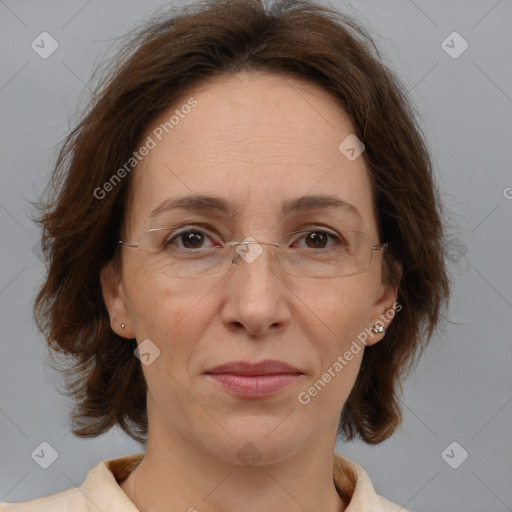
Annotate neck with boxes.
[122,423,346,512]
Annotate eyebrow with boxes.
[149,193,362,219]
[281,195,361,218]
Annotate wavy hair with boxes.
[34,0,450,444]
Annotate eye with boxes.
[291,230,345,249]
[165,228,220,250]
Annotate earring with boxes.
[121,324,125,329]
[372,324,385,334]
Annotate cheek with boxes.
[294,277,376,404]
[124,261,202,334]
[294,283,371,416]
[125,275,209,403]
[300,276,375,352]
[123,267,221,371]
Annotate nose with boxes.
[220,241,292,337]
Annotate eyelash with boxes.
[291,229,346,248]
[164,225,346,249]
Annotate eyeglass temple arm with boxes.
[118,240,139,248]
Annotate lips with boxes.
[205,360,303,399]
[205,360,302,376]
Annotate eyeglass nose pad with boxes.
[230,241,247,265]
[230,240,275,267]
[230,241,256,265]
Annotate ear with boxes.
[366,260,402,347]
[100,261,135,339]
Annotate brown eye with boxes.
[181,231,206,249]
[291,230,346,250]
[305,232,329,248]
[164,229,216,250]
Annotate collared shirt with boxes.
[1,452,408,511]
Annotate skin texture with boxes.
[101,71,399,512]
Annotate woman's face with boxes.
[102,71,397,465]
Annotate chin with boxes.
[209,419,310,467]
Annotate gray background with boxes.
[1,1,511,510]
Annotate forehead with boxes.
[128,71,377,233]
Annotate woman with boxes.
[1,0,449,510]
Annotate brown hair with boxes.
[35,0,450,444]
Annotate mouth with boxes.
[204,360,303,399]
[206,360,302,376]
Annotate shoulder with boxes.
[378,495,410,512]
[0,452,144,512]
[333,453,410,512]
[0,488,88,512]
